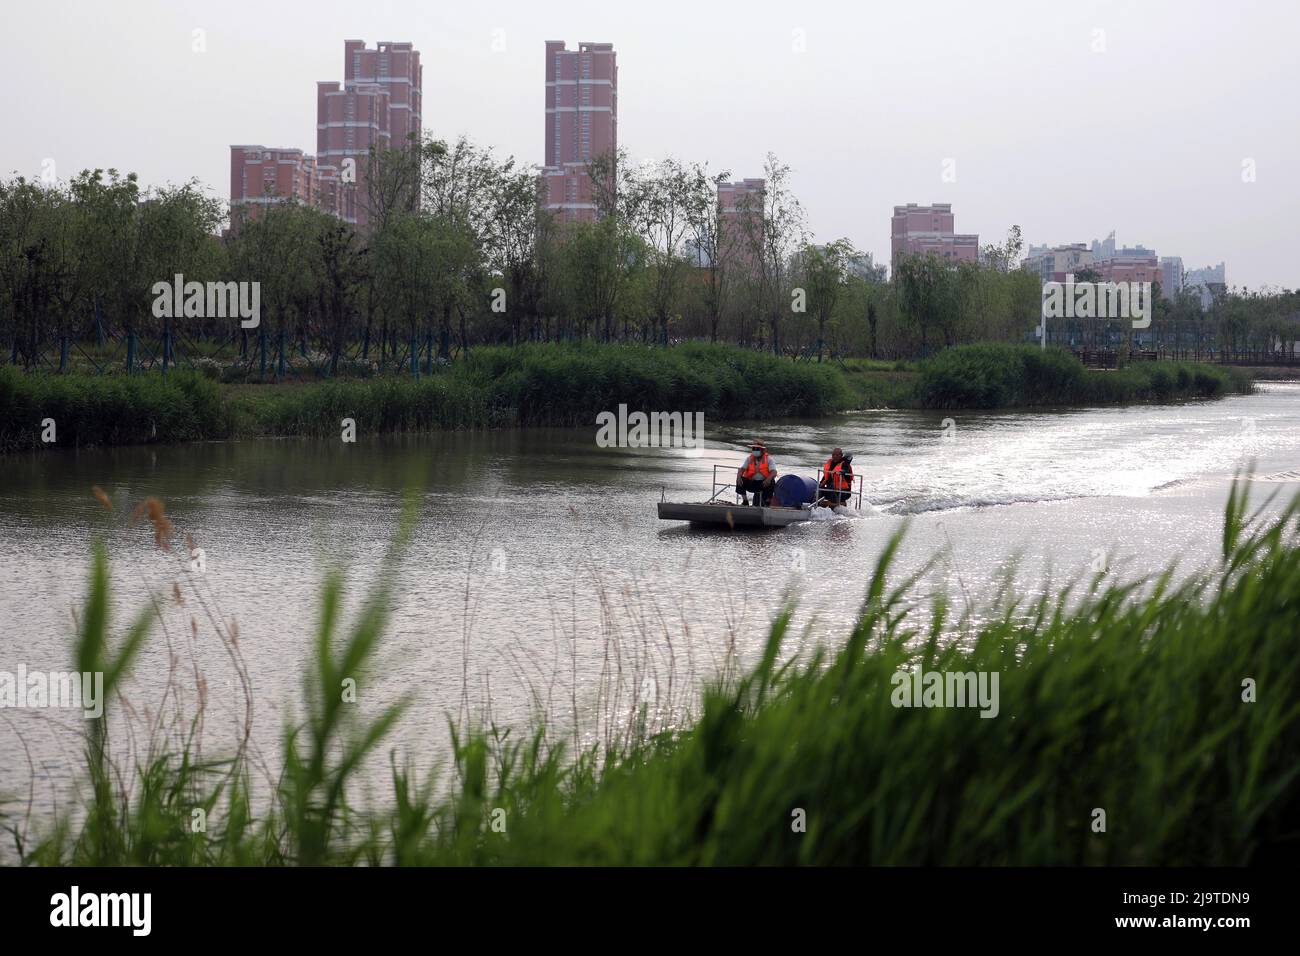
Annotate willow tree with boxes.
[483,166,546,345]
[228,201,321,376]
[800,238,856,361]
[624,158,694,345]
[738,153,806,354]
[896,252,958,356]
[420,136,499,359]
[683,164,734,343]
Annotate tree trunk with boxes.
[439,304,452,361]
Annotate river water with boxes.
[2,382,1298,815]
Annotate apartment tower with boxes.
[890,203,979,274]
[317,40,423,229]
[542,41,617,223]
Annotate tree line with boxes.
[2,139,1296,374]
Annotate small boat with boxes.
[657,465,862,528]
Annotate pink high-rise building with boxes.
[542,41,617,223]
[229,146,322,229]
[318,40,423,229]
[717,179,764,269]
[230,40,421,232]
[718,179,765,220]
[890,203,979,273]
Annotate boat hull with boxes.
[656,501,810,527]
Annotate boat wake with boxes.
[804,504,862,521]
[868,491,1077,516]
[1150,476,1198,492]
[1249,468,1300,482]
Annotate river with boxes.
[2,381,1298,813]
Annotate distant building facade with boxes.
[1091,231,1117,260]
[1115,244,1155,258]
[541,41,617,223]
[847,252,888,283]
[1024,243,1094,282]
[1160,256,1184,297]
[716,178,763,270]
[682,179,765,271]
[317,40,423,229]
[1094,254,1162,285]
[1073,231,1163,286]
[229,39,422,232]
[890,203,979,273]
[1184,263,1227,310]
[229,146,320,228]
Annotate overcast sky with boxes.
[3,0,1297,289]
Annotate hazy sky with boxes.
[3,0,1297,288]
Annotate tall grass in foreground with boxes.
[8,481,1299,865]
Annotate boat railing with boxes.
[815,467,865,511]
[705,463,863,510]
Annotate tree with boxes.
[684,163,734,343]
[0,177,73,366]
[738,153,807,354]
[571,149,646,341]
[228,201,321,376]
[980,225,1024,273]
[896,253,958,354]
[363,137,422,235]
[800,239,856,361]
[625,158,694,345]
[420,136,497,359]
[484,166,546,344]
[315,218,365,377]
[69,170,143,343]
[559,217,645,342]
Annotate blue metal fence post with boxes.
[162,320,170,375]
[410,335,418,378]
[277,328,286,378]
[60,335,69,373]
[259,328,267,378]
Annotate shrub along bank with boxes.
[0,342,1253,451]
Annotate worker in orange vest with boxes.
[735,441,777,506]
[819,447,854,507]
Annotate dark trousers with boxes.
[737,478,772,506]
[821,486,850,505]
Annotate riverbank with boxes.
[909,343,1254,409]
[0,342,1255,451]
[15,483,1298,866]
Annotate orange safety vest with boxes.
[823,457,851,491]
[742,452,772,480]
